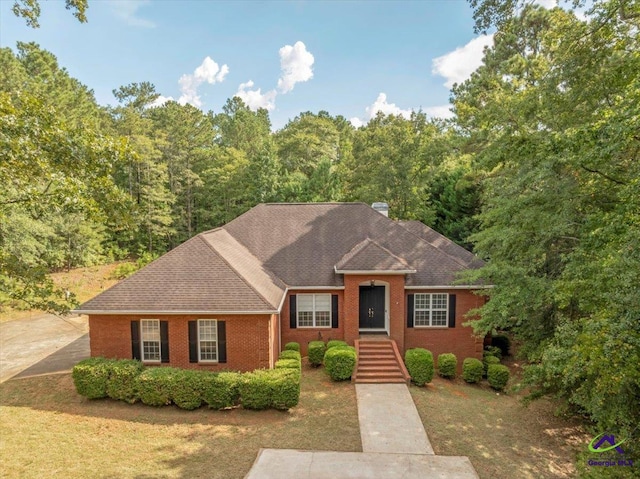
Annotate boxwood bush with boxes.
[279,350,302,361]
[105,359,144,403]
[275,358,301,371]
[135,367,177,407]
[491,335,511,357]
[483,355,501,377]
[326,340,348,350]
[284,342,300,352]
[404,348,434,386]
[487,364,510,391]
[437,353,457,379]
[171,369,204,410]
[240,369,300,410]
[201,371,241,410]
[308,340,326,367]
[72,357,114,399]
[484,345,502,360]
[462,358,483,384]
[324,346,357,381]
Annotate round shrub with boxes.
[284,342,300,352]
[275,358,301,371]
[491,335,511,357]
[437,353,458,379]
[462,358,483,384]
[308,340,326,367]
[135,367,177,407]
[279,350,302,361]
[172,369,204,410]
[326,340,348,350]
[324,346,357,381]
[404,348,434,386]
[487,364,510,391]
[106,359,144,403]
[201,371,241,410]
[72,357,114,399]
[484,346,502,360]
[269,369,301,410]
[483,355,501,377]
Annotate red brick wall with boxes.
[280,290,344,356]
[343,275,406,350]
[88,314,271,372]
[403,289,485,372]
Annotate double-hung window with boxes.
[414,293,448,327]
[297,294,331,328]
[141,319,161,362]
[198,319,218,362]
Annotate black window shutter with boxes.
[448,294,457,328]
[331,295,339,328]
[289,295,297,329]
[407,294,414,328]
[131,320,141,360]
[188,321,198,363]
[160,321,170,363]
[217,321,227,363]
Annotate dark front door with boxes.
[359,285,385,329]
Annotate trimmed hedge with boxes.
[279,350,302,361]
[404,348,434,386]
[483,355,501,377]
[275,358,302,371]
[172,369,204,410]
[491,335,511,357]
[135,367,177,407]
[72,357,114,399]
[462,358,483,384]
[487,364,510,391]
[240,369,300,410]
[106,359,144,403]
[437,353,457,379]
[201,371,241,410]
[284,342,300,352]
[308,341,326,367]
[324,346,357,381]
[326,340,348,350]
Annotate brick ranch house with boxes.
[76,203,487,373]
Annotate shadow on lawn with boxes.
[410,378,589,479]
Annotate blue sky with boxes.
[0,0,500,129]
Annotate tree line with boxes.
[1,0,638,466]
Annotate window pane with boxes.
[314,294,331,311]
[415,310,429,326]
[432,294,448,310]
[200,341,217,361]
[414,294,429,310]
[315,311,330,327]
[143,341,160,361]
[199,320,217,341]
[141,320,160,341]
[431,310,447,326]
[298,311,314,327]
[298,295,314,311]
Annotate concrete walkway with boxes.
[245,383,479,478]
[0,314,89,383]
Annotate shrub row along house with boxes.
[76,203,487,373]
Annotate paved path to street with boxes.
[0,314,89,383]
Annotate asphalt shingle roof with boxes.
[77,203,484,314]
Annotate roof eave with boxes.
[73,309,279,316]
[334,268,417,275]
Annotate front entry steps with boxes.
[353,338,410,384]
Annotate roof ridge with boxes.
[196,234,281,310]
[395,221,475,269]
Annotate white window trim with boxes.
[297,293,332,329]
[140,319,161,363]
[414,293,449,328]
[197,319,219,363]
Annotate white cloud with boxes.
[148,95,174,108]
[235,80,277,111]
[533,0,558,8]
[178,56,229,107]
[277,41,315,93]
[432,34,494,88]
[349,117,365,128]
[424,105,454,120]
[365,93,413,119]
[109,0,155,28]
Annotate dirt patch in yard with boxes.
[411,377,589,479]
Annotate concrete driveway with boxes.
[0,314,89,383]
